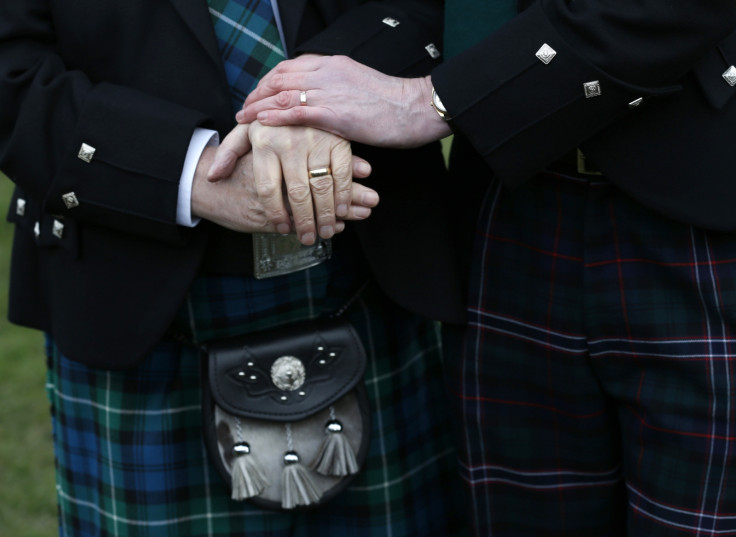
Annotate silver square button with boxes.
[62,192,80,209]
[78,143,96,163]
[52,219,64,239]
[583,80,602,98]
[723,65,736,87]
[535,43,557,64]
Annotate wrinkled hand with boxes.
[208,122,375,245]
[238,55,451,148]
[192,147,275,234]
[194,129,378,238]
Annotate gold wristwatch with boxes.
[430,87,452,121]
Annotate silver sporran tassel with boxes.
[311,406,359,476]
[282,451,322,509]
[230,442,269,501]
[281,424,321,509]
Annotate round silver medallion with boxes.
[270,355,306,391]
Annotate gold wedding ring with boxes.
[308,167,331,178]
[299,90,307,106]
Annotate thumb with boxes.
[207,124,252,181]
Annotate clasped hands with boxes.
[192,121,379,245]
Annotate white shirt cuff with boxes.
[177,128,219,227]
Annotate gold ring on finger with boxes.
[308,167,331,179]
[300,90,307,106]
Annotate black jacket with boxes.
[432,0,736,230]
[0,0,465,368]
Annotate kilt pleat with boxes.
[47,253,466,536]
[446,169,736,536]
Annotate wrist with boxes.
[191,146,217,221]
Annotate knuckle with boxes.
[269,73,286,91]
[275,91,292,108]
[330,162,352,181]
[292,107,309,121]
[286,183,311,204]
[255,181,280,200]
[316,206,335,221]
[309,176,333,194]
[293,215,315,230]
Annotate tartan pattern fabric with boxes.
[444,168,736,536]
[47,254,467,536]
[208,0,287,114]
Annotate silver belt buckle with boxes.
[252,233,332,279]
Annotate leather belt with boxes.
[201,227,255,275]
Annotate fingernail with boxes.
[355,161,371,175]
[336,204,348,217]
[336,222,346,233]
[235,111,245,122]
[353,207,371,219]
[277,223,290,234]
[320,225,334,238]
[257,112,268,122]
[301,232,315,245]
[361,191,379,206]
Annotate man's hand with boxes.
[237,56,452,148]
[207,122,376,245]
[193,134,378,236]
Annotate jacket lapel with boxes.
[168,0,223,66]
[275,0,309,58]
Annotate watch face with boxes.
[432,90,447,113]
[431,89,450,120]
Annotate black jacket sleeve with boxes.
[0,0,219,243]
[294,0,445,77]
[431,0,736,186]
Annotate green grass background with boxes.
[0,173,58,536]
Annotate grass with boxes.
[0,173,58,535]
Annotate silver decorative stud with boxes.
[382,17,400,27]
[16,198,26,216]
[283,451,300,465]
[232,442,252,457]
[33,221,40,238]
[583,80,602,98]
[326,420,343,434]
[77,143,96,163]
[535,43,557,64]
[52,219,64,239]
[628,97,644,109]
[425,43,440,59]
[723,66,736,87]
[62,192,79,209]
[271,356,306,391]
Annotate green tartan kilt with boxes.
[46,254,467,536]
